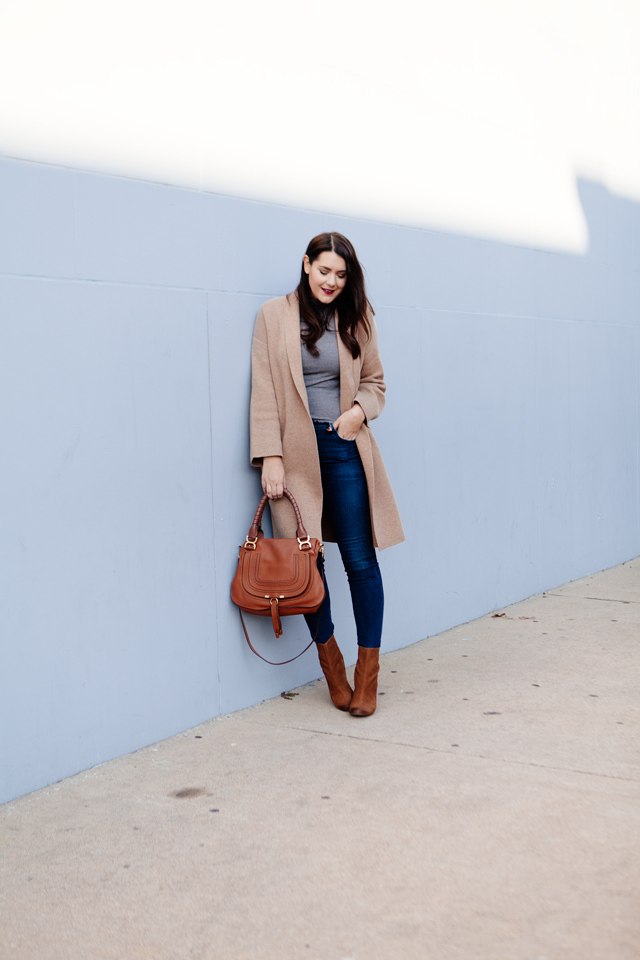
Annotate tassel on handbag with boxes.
[231,488,326,664]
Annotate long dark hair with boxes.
[296,232,373,359]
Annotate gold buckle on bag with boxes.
[297,536,312,551]
[244,536,258,550]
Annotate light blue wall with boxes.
[1,157,638,803]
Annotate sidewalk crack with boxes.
[545,593,638,604]
[240,719,640,783]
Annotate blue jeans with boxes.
[304,421,384,648]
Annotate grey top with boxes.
[301,317,341,423]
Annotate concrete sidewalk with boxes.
[2,560,639,960]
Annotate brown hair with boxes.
[296,232,373,359]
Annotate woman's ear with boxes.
[303,254,311,275]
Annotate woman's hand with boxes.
[333,403,366,440]
[262,456,285,499]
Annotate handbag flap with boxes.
[239,539,318,600]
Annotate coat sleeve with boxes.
[354,317,386,424]
[250,308,283,467]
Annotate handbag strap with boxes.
[248,487,308,540]
[239,609,319,665]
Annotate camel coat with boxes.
[250,293,405,551]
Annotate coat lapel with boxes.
[284,294,310,413]
[337,316,357,414]
[284,294,358,416]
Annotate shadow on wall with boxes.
[0,158,638,804]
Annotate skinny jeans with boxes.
[304,420,384,648]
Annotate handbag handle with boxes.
[248,487,308,540]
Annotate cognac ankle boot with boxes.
[349,646,380,717]
[316,636,353,711]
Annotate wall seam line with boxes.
[205,292,222,718]
[0,153,591,258]
[636,325,640,553]
[535,317,543,596]
[0,272,636,329]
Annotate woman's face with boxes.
[303,251,348,304]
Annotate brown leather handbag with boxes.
[231,488,326,664]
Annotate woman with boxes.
[250,232,404,716]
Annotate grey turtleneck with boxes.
[301,314,341,423]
